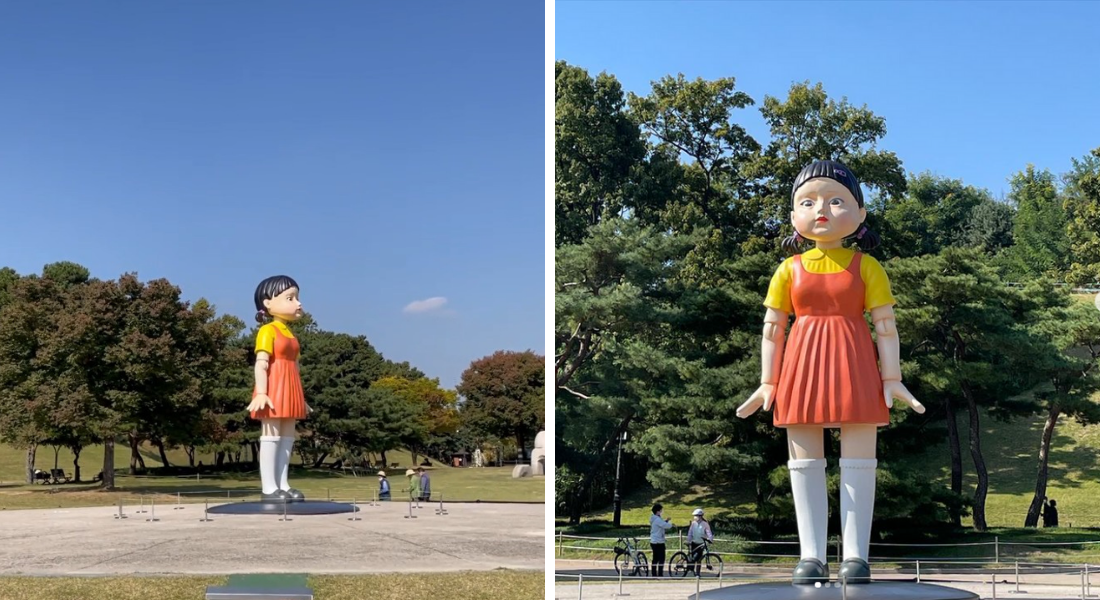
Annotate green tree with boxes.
[1021,294,1100,526]
[1063,148,1100,286]
[457,350,544,460]
[1007,165,1070,280]
[373,376,459,464]
[555,61,647,246]
[889,250,1046,530]
[878,173,1001,259]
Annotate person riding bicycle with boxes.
[687,508,714,576]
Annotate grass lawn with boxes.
[0,443,543,510]
[0,571,544,600]
[559,404,1100,563]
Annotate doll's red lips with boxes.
[816,217,829,222]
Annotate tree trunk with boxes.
[944,396,963,527]
[962,382,989,531]
[311,452,328,469]
[102,437,116,489]
[216,450,225,466]
[250,442,258,466]
[155,439,170,468]
[516,431,527,462]
[52,445,61,470]
[128,433,142,474]
[186,445,196,468]
[1026,403,1061,527]
[569,414,634,524]
[25,444,38,485]
[71,446,83,482]
[381,450,388,467]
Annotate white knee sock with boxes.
[259,436,279,495]
[788,458,828,562]
[840,458,877,561]
[277,436,295,490]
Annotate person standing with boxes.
[418,467,432,502]
[406,469,420,502]
[649,503,673,577]
[378,471,391,501]
[687,508,714,576]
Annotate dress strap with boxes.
[846,252,863,274]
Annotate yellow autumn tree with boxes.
[372,376,459,465]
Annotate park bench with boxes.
[49,469,71,484]
[32,470,50,484]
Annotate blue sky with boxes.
[556,0,1100,199]
[0,2,544,389]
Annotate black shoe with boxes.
[837,558,871,584]
[792,558,829,585]
[285,488,305,502]
[261,490,290,502]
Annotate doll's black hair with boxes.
[781,159,881,254]
[253,275,299,324]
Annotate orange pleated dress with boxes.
[772,253,889,428]
[251,324,308,421]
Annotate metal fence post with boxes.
[836,536,841,564]
[557,531,563,557]
[996,536,1000,563]
[992,572,997,600]
[916,559,921,583]
[695,572,701,600]
[1015,560,1020,593]
[1083,565,1087,600]
[578,573,584,600]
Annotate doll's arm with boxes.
[246,351,274,412]
[761,308,789,385]
[254,351,271,394]
[870,305,924,413]
[870,305,901,381]
[736,308,789,418]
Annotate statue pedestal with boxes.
[695,581,977,600]
[206,500,359,515]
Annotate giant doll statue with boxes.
[736,160,925,585]
[247,275,311,502]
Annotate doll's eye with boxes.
[830,197,844,205]
[800,199,814,207]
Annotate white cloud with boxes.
[403,296,449,314]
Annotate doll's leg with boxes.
[838,424,877,583]
[787,426,828,584]
[259,420,285,499]
[276,419,305,501]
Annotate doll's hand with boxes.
[247,394,273,413]
[736,384,775,418]
[883,380,925,413]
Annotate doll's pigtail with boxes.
[781,231,805,255]
[255,308,268,324]
[851,225,881,252]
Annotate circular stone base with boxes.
[205,500,360,515]
[696,581,977,600]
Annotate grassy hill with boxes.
[570,408,1100,531]
[0,442,543,509]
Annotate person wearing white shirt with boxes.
[687,508,714,576]
[648,503,673,576]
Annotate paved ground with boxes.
[554,559,1100,599]
[0,501,544,575]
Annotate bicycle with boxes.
[669,539,723,577]
[612,536,649,577]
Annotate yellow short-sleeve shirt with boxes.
[763,247,896,314]
[254,321,294,355]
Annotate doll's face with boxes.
[790,178,866,243]
[263,286,303,321]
